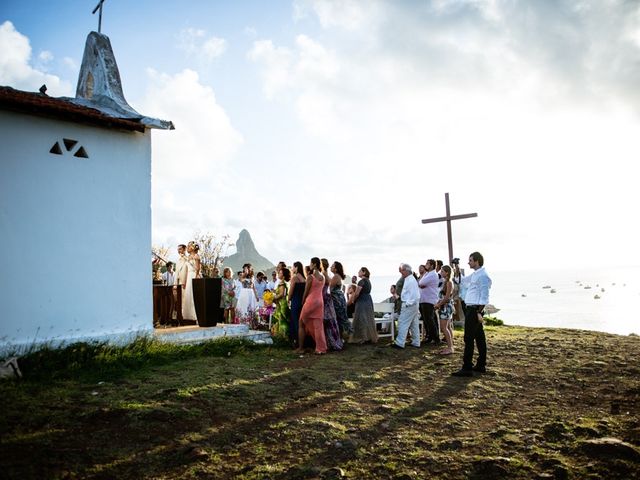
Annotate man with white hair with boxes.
[391,263,421,349]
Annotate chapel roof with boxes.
[0,85,147,133]
[0,31,174,133]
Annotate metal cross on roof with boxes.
[421,192,478,265]
[92,0,106,33]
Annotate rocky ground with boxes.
[1,325,639,479]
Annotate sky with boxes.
[2,0,640,276]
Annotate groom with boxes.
[174,244,188,323]
[175,244,188,289]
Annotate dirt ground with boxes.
[1,325,639,479]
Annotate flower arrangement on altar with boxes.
[236,307,271,331]
[192,231,233,278]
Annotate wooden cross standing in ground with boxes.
[92,0,106,33]
[422,192,478,265]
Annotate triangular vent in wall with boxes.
[63,138,78,151]
[74,147,89,158]
[49,142,63,155]
[49,138,90,158]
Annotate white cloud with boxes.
[142,68,243,178]
[38,50,53,62]
[248,39,294,98]
[243,0,640,272]
[140,68,243,245]
[295,34,339,81]
[0,21,72,95]
[294,0,379,31]
[177,27,226,62]
[249,33,342,133]
[63,57,77,70]
[202,37,227,60]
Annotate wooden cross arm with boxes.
[92,0,105,14]
[421,213,478,224]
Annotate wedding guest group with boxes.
[159,243,491,369]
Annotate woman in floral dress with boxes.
[321,258,343,350]
[220,267,236,323]
[330,261,351,337]
[436,265,455,354]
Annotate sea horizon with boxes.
[365,266,639,336]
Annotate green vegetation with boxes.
[16,336,263,382]
[483,315,504,326]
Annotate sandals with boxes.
[438,348,454,355]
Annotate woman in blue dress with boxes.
[288,261,306,347]
[347,267,378,344]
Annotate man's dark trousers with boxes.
[420,302,438,342]
[462,305,487,370]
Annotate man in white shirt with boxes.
[391,263,421,349]
[162,262,176,286]
[267,271,277,291]
[160,262,176,323]
[452,251,492,377]
[271,262,286,292]
[255,272,267,306]
[234,271,244,297]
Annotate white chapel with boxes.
[0,31,173,354]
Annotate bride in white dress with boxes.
[182,241,201,321]
[235,263,258,321]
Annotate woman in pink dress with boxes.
[296,257,328,354]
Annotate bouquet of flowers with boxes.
[255,290,275,328]
[258,290,275,316]
[263,290,275,307]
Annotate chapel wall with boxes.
[0,109,153,353]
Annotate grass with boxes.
[1,325,639,479]
[15,336,266,382]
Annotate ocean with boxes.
[367,266,639,336]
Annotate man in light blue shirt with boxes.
[391,263,421,349]
[452,252,492,377]
[418,259,440,344]
[255,272,268,305]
